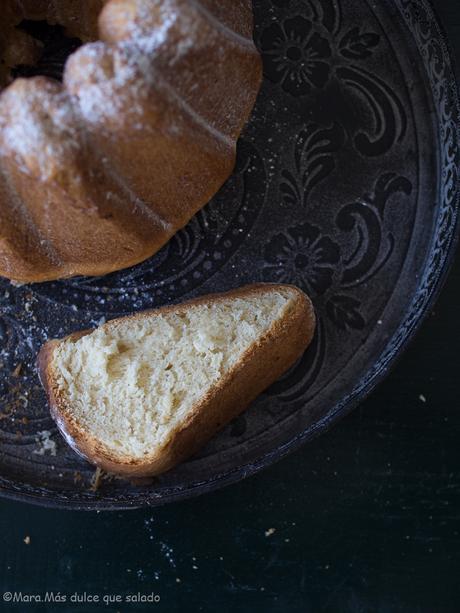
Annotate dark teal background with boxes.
[1,2,459,611]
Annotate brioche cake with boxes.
[0,0,262,282]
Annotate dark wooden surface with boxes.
[1,2,460,611]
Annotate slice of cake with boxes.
[38,284,315,477]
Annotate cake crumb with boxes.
[265,528,276,537]
[419,394,427,403]
[90,467,103,491]
[34,431,57,456]
[12,363,22,377]
[23,536,30,545]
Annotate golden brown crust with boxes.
[37,284,316,477]
[0,0,262,283]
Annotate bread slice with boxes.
[37,284,315,477]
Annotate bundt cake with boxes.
[0,0,262,283]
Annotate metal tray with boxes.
[0,0,458,509]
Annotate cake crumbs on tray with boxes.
[90,467,103,491]
[265,528,276,537]
[11,363,22,377]
[89,467,125,491]
[34,430,57,456]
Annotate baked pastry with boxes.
[38,284,315,477]
[0,0,262,282]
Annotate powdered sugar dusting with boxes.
[65,42,152,125]
[65,5,185,127]
[0,80,81,181]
